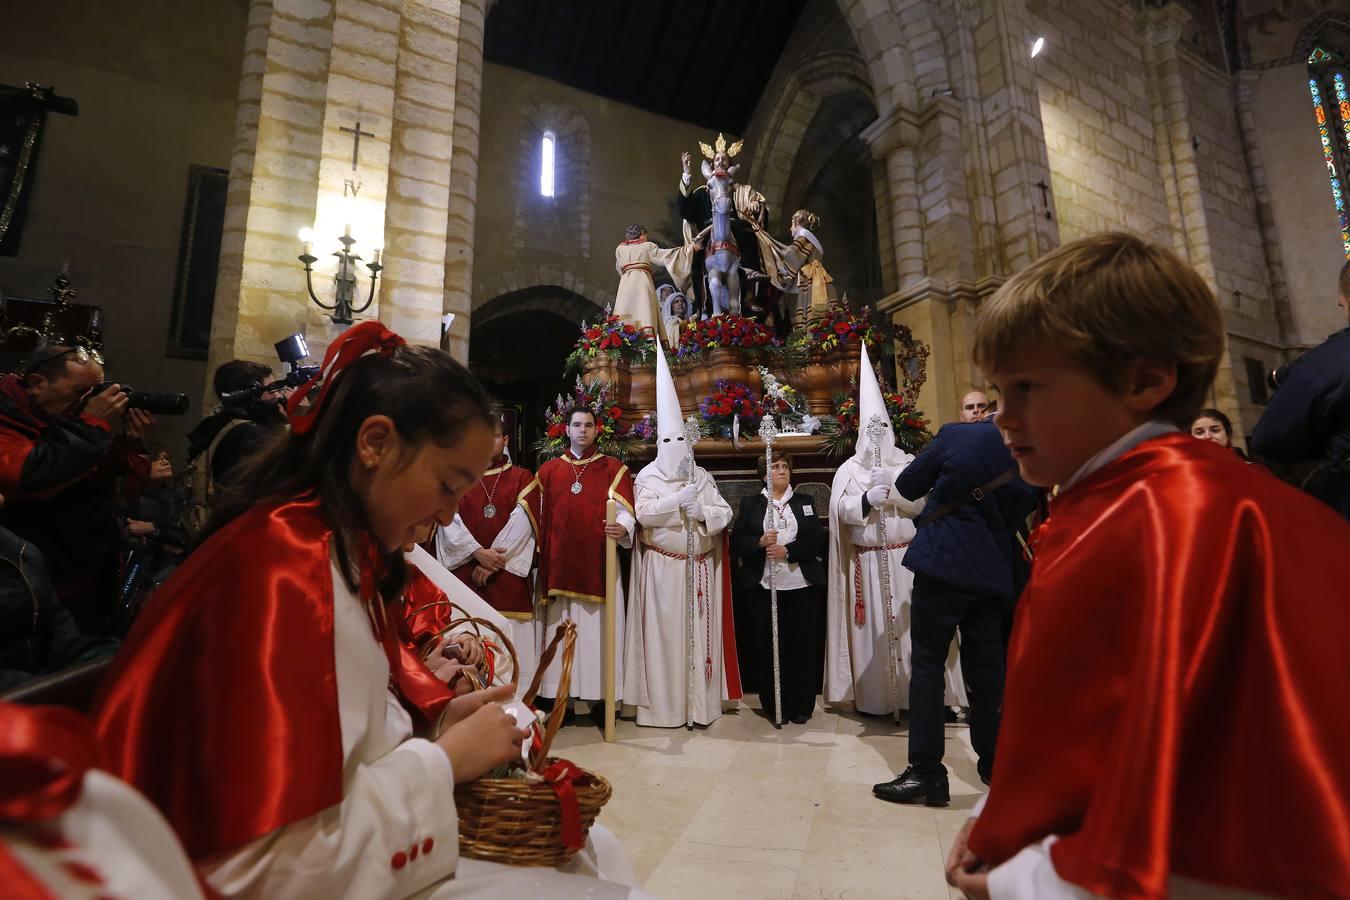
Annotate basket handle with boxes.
[523,621,577,770]
[418,613,521,693]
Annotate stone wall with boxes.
[472,63,716,320]
[1029,0,1173,245]
[0,0,247,463]
[1248,63,1347,348]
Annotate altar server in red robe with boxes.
[0,701,208,899]
[536,406,636,710]
[435,414,542,687]
[940,233,1350,900]
[92,322,645,898]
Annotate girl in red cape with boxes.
[92,322,647,899]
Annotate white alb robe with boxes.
[201,557,647,899]
[826,460,969,715]
[436,508,540,690]
[623,466,734,727]
[537,506,635,704]
[3,769,206,900]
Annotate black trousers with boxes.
[747,584,821,721]
[908,573,1005,780]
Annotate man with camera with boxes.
[186,360,288,504]
[1251,262,1350,519]
[0,344,154,634]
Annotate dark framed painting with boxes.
[167,164,229,360]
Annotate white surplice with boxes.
[826,459,969,715]
[623,465,734,727]
[200,556,647,899]
[436,509,541,689]
[3,769,206,900]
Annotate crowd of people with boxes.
[1,233,1347,898]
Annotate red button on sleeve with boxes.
[423,837,435,855]
[391,851,408,870]
[409,842,420,861]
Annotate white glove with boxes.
[865,485,891,507]
[676,483,699,505]
[869,466,893,490]
[681,497,703,521]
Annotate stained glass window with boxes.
[1308,48,1350,258]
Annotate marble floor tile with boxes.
[550,698,981,897]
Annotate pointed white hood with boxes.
[852,341,908,469]
[653,346,691,479]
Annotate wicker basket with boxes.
[453,621,612,866]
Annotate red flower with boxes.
[546,423,565,439]
[608,405,622,419]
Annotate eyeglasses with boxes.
[22,345,105,376]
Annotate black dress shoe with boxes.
[872,766,950,807]
[789,713,811,724]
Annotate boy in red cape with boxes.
[945,233,1350,899]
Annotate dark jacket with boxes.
[895,421,1038,599]
[730,490,828,592]
[1250,327,1350,519]
[186,406,285,483]
[0,375,148,629]
[0,525,119,690]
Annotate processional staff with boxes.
[866,413,903,724]
[758,416,783,728]
[682,415,702,729]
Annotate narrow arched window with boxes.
[540,131,556,198]
[1307,47,1350,257]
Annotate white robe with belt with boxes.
[826,459,968,715]
[623,465,734,727]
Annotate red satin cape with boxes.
[451,463,540,616]
[93,498,451,861]
[968,434,1350,899]
[0,703,97,900]
[537,450,635,604]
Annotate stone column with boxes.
[964,0,1059,272]
[441,0,488,362]
[206,0,335,407]
[1234,70,1295,343]
[862,108,923,289]
[380,0,461,346]
[1138,2,1242,429]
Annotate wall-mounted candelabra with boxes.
[297,225,382,326]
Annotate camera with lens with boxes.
[218,332,320,409]
[94,383,191,416]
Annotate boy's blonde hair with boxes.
[973,232,1225,426]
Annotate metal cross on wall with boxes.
[339,120,375,172]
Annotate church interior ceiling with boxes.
[484,0,808,133]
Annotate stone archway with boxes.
[469,284,604,468]
[473,265,614,316]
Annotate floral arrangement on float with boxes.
[533,377,648,462]
[698,379,766,439]
[675,314,779,359]
[564,308,657,373]
[800,300,888,356]
[821,372,932,457]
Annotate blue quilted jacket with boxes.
[894,421,1038,599]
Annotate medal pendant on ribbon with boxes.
[483,504,497,519]
[571,481,583,494]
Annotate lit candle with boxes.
[373,248,382,266]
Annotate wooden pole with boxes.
[603,499,618,742]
